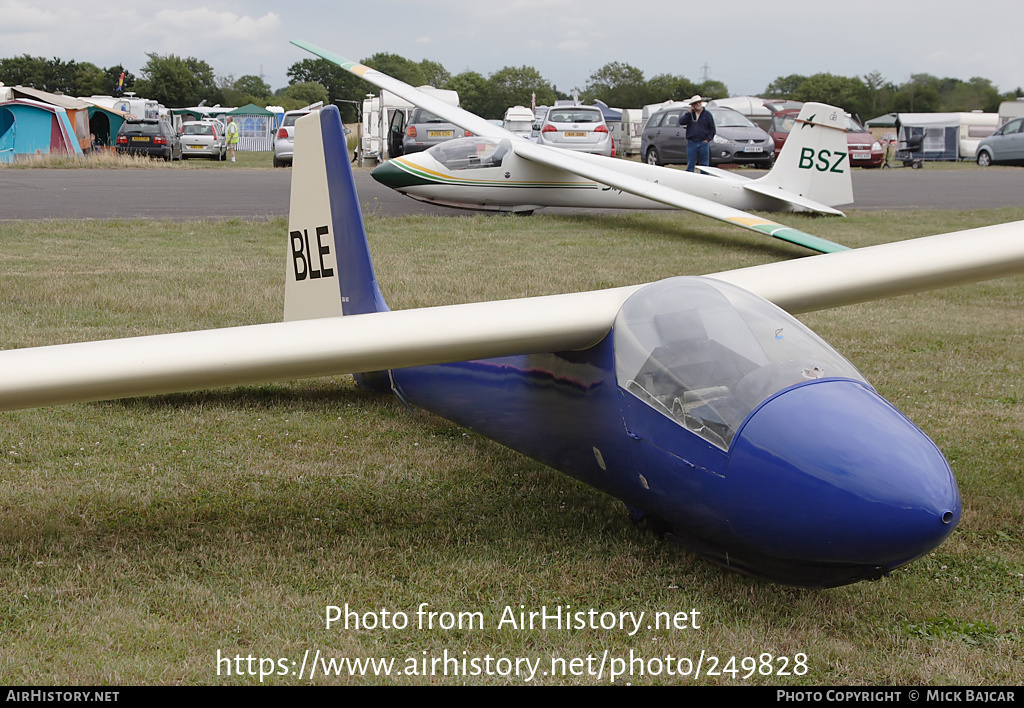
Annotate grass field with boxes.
[1,207,1022,685]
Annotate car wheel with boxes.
[645,148,661,166]
[977,151,992,167]
[273,156,282,167]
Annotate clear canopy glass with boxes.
[426,137,513,171]
[614,277,867,450]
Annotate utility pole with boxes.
[700,63,711,85]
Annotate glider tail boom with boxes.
[283,106,389,323]
[751,102,854,211]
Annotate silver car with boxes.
[273,109,312,167]
[535,106,613,156]
[976,117,1024,166]
[179,121,226,161]
[399,108,467,155]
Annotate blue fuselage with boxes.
[379,280,960,588]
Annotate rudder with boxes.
[284,106,389,322]
[754,103,853,208]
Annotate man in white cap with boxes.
[677,95,716,173]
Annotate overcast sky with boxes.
[3,0,1021,106]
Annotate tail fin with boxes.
[284,105,389,322]
[752,102,853,210]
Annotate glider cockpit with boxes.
[614,277,865,450]
[426,136,515,172]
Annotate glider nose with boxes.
[726,379,959,584]
[371,158,417,190]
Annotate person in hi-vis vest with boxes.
[226,117,239,162]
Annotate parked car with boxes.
[535,105,613,157]
[976,117,1024,166]
[179,120,226,161]
[768,109,800,153]
[845,116,884,168]
[274,109,313,167]
[641,105,774,168]
[115,119,181,161]
[397,107,469,155]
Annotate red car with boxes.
[844,116,884,168]
[769,108,883,167]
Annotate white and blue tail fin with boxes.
[284,106,389,322]
[749,102,853,212]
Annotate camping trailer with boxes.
[896,112,999,161]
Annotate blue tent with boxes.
[894,113,960,161]
[0,98,84,162]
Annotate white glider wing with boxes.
[289,40,847,254]
[290,40,511,143]
[4,221,1024,412]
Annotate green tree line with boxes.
[4,53,1021,122]
[764,71,1022,119]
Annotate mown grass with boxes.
[0,151,275,170]
[0,208,1022,685]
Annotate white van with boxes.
[502,106,534,138]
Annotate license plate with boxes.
[187,145,204,150]
[742,146,763,153]
[428,130,453,138]
[564,131,587,137]
[852,152,871,159]
[131,136,149,142]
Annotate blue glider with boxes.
[4,107,1024,587]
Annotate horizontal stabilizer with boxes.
[742,182,846,216]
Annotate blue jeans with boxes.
[686,140,710,172]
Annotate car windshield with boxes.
[282,113,307,127]
[997,118,1023,135]
[771,114,796,134]
[845,116,869,133]
[547,109,602,124]
[710,109,756,129]
[426,137,512,170]
[614,277,866,450]
[412,111,449,124]
[183,124,213,136]
[122,122,162,135]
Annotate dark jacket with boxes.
[678,108,716,143]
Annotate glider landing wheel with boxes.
[645,148,661,166]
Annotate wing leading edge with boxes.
[289,39,847,254]
[5,218,1024,412]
